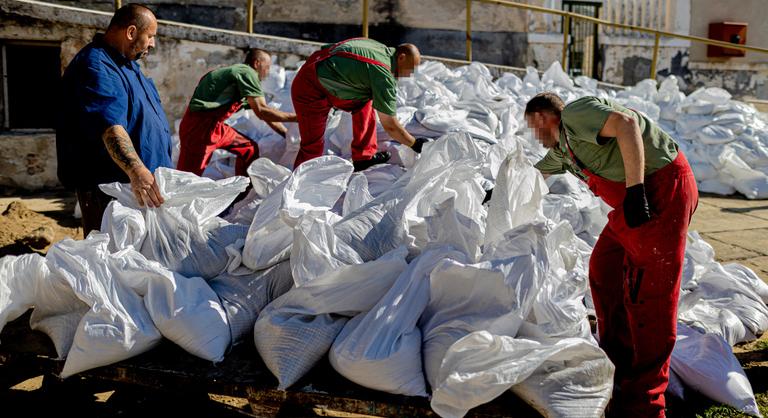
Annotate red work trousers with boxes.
[587,152,698,418]
[177,101,258,177]
[291,52,379,169]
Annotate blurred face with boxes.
[525,111,560,149]
[254,53,271,79]
[396,51,420,78]
[127,18,157,60]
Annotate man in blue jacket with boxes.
[57,4,172,235]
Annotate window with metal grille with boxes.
[1,41,61,130]
[562,1,602,79]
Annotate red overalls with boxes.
[177,95,258,177]
[567,138,698,418]
[291,38,389,168]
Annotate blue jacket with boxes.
[57,34,172,188]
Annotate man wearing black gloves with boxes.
[525,92,698,418]
[290,38,427,171]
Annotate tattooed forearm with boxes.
[102,125,142,173]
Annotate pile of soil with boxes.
[0,201,82,256]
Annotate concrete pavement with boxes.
[690,194,768,282]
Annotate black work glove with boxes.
[411,137,431,153]
[623,183,651,228]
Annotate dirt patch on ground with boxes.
[0,200,82,257]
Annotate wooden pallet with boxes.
[0,310,542,417]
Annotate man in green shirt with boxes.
[177,48,297,176]
[291,38,430,171]
[525,92,698,418]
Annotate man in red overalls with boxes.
[291,38,429,171]
[526,92,698,418]
[177,48,297,176]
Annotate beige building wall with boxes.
[688,0,768,64]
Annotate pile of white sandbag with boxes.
[224,59,768,199]
[1,58,767,418]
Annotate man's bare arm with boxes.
[377,111,416,147]
[102,125,164,208]
[266,120,288,138]
[247,96,297,123]
[599,112,645,187]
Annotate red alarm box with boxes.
[708,22,747,57]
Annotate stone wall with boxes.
[0,133,58,190]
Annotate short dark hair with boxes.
[107,4,155,31]
[525,92,565,116]
[245,48,270,65]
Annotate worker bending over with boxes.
[177,48,296,176]
[526,92,698,418]
[291,38,429,171]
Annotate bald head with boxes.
[107,4,155,32]
[395,43,420,78]
[104,4,157,61]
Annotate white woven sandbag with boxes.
[48,235,161,378]
[254,247,407,389]
[100,168,249,278]
[100,200,147,252]
[0,253,52,335]
[330,246,462,397]
[209,261,294,344]
[243,156,353,270]
[111,253,231,363]
[671,324,761,417]
[431,332,613,418]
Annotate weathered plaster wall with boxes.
[0,133,58,190]
[526,33,562,71]
[687,63,768,102]
[600,38,689,86]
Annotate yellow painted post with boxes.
[362,0,369,38]
[115,0,121,10]
[247,0,254,33]
[466,0,472,61]
[561,15,570,70]
[650,32,661,79]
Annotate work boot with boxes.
[353,151,391,172]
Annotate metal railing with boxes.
[102,0,768,81]
[464,0,768,80]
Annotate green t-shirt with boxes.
[188,64,263,112]
[534,96,678,182]
[315,38,398,116]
